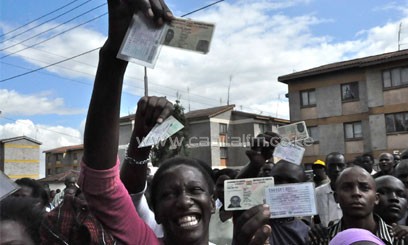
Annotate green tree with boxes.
[151,100,189,166]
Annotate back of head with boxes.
[150,156,214,211]
[0,196,45,244]
[214,168,238,180]
[271,160,306,184]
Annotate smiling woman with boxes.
[149,157,215,245]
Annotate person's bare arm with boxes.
[83,0,173,170]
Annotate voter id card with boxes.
[224,177,274,211]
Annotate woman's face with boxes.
[154,164,215,244]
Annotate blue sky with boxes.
[1,0,408,177]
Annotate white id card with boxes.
[224,177,274,211]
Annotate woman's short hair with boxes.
[150,156,214,211]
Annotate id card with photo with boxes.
[224,177,274,211]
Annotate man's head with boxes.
[374,176,407,224]
[312,159,327,182]
[64,176,76,189]
[378,152,394,174]
[258,163,274,177]
[354,153,374,173]
[326,152,346,189]
[393,159,408,189]
[394,154,401,167]
[270,160,306,185]
[229,196,241,207]
[334,166,379,220]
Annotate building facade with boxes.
[44,144,83,177]
[278,49,408,165]
[119,105,289,168]
[0,136,42,180]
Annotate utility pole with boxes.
[144,66,148,96]
[227,75,232,105]
[398,22,402,51]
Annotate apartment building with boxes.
[0,136,42,180]
[44,144,83,177]
[119,105,289,168]
[278,49,408,165]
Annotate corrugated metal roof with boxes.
[185,105,235,119]
[43,144,83,153]
[278,49,408,83]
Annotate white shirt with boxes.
[315,183,342,227]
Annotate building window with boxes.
[300,89,316,107]
[341,82,359,101]
[73,153,78,160]
[220,147,228,159]
[219,123,228,135]
[307,126,319,142]
[383,68,408,89]
[385,112,408,133]
[258,124,270,133]
[344,122,363,140]
[56,154,63,162]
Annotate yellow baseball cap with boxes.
[313,159,326,167]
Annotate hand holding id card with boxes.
[224,177,274,211]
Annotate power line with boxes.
[0,13,107,59]
[0,4,106,54]
[0,0,82,39]
[180,0,224,17]
[1,0,98,45]
[0,47,100,82]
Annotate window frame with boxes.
[220,147,228,159]
[341,82,359,102]
[219,123,228,135]
[344,121,363,141]
[382,67,408,90]
[307,126,319,143]
[385,112,408,134]
[300,89,316,108]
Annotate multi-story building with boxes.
[119,105,289,168]
[278,49,408,166]
[185,105,289,168]
[44,144,83,177]
[0,136,42,180]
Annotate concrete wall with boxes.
[365,70,384,108]
[317,85,342,118]
[369,114,387,151]
[319,124,345,155]
[384,87,408,105]
[289,92,301,121]
[387,134,408,150]
[3,138,40,179]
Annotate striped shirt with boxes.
[328,215,405,245]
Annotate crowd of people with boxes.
[2,0,408,244]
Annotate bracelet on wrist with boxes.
[125,144,150,165]
[124,155,149,165]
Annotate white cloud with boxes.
[0,89,84,116]
[0,119,82,178]
[1,0,408,121]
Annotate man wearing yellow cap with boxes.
[312,159,330,188]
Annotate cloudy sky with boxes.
[1,0,408,177]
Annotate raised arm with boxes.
[120,96,173,194]
[83,0,173,170]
